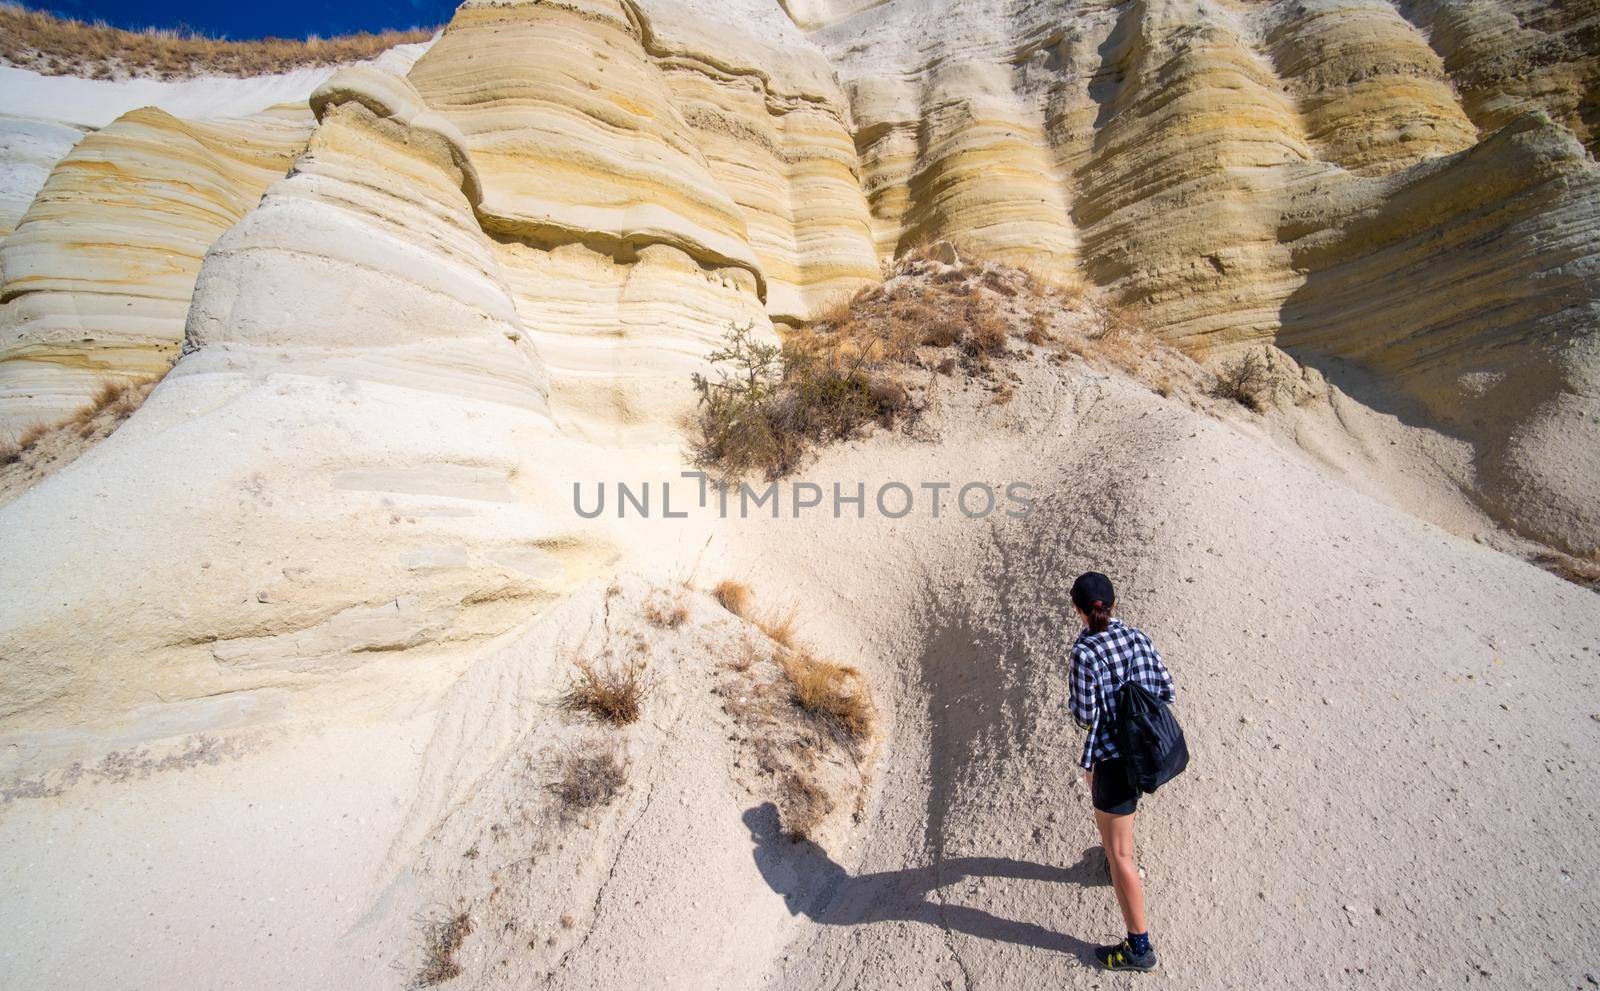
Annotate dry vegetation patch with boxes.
[778,649,875,748]
[0,3,436,79]
[1,375,161,505]
[708,580,876,839]
[642,587,688,628]
[1209,349,1273,411]
[1534,551,1600,592]
[414,910,472,988]
[689,247,1199,480]
[778,771,835,839]
[549,740,629,813]
[558,655,649,727]
[712,579,752,619]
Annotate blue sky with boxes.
[22,0,459,39]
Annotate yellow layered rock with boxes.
[491,237,767,441]
[647,4,879,321]
[405,0,795,434]
[1280,113,1600,553]
[0,115,85,243]
[1072,0,1313,350]
[848,59,1079,275]
[0,106,309,430]
[0,68,579,725]
[406,0,762,288]
[1403,0,1600,152]
[1265,0,1478,174]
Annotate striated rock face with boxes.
[1264,0,1478,176]
[0,68,588,725]
[793,0,1600,551]
[0,0,1596,724]
[1400,0,1600,152]
[0,106,309,428]
[0,115,84,244]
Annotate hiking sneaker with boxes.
[1095,938,1158,972]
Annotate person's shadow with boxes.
[743,803,1101,962]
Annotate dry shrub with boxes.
[0,436,19,467]
[1210,350,1271,411]
[550,740,628,812]
[779,648,874,746]
[0,4,438,80]
[726,633,764,672]
[713,579,752,619]
[415,911,472,988]
[643,588,688,628]
[689,322,914,480]
[559,656,648,726]
[778,772,834,839]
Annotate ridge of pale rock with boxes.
[0,68,582,727]
[0,106,311,430]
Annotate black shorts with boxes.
[1091,757,1139,815]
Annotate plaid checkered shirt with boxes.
[1069,618,1175,770]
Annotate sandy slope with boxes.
[2,340,1595,989]
[730,365,1600,989]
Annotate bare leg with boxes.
[1092,808,1147,934]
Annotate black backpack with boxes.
[1112,681,1189,793]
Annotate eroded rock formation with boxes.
[0,0,1597,726]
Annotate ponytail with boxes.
[1070,571,1117,635]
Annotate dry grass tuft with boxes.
[0,4,437,80]
[415,911,473,988]
[779,648,875,746]
[756,609,798,651]
[778,771,835,839]
[549,740,628,812]
[16,421,48,449]
[967,311,1010,357]
[713,579,753,619]
[1,374,162,498]
[558,656,649,726]
[643,588,688,628]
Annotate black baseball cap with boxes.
[1071,571,1115,612]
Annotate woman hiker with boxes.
[1068,570,1175,973]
